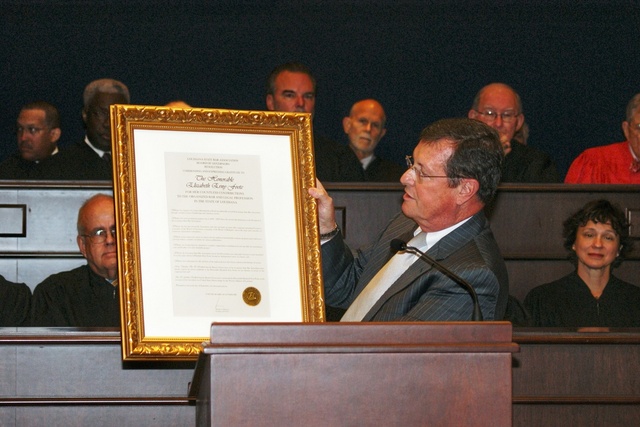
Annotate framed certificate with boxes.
[110,105,325,361]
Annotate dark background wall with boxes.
[3,0,640,179]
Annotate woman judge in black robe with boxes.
[525,199,640,327]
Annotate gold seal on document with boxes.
[242,287,261,306]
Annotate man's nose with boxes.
[400,168,414,185]
[105,230,117,244]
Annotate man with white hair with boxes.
[31,194,119,326]
[341,99,404,181]
[565,93,640,184]
[468,83,560,183]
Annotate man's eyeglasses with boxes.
[405,156,450,181]
[474,109,520,123]
[16,126,46,136]
[82,227,117,244]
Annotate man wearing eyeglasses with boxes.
[309,118,509,322]
[31,194,119,326]
[565,93,640,184]
[468,83,560,183]
[0,101,62,180]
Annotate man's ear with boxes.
[457,178,479,205]
[81,108,88,125]
[265,95,274,111]
[515,113,525,132]
[467,109,478,119]
[77,235,87,258]
[49,127,61,143]
[622,120,630,141]
[342,117,352,134]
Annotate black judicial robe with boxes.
[0,152,61,180]
[524,271,640,327]
[0,275,31,326]
[30,265,119,327]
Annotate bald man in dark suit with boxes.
[310,118,509,321]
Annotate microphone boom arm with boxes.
[396,241,483,321]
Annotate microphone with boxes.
[390,239,483,321]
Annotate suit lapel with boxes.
[351,214,417,296]
[427,212,487,261]
[361,212,488,321]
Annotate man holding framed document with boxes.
[310,118,510,322]
[111,104,324,360]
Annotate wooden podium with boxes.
[190,322,518,426]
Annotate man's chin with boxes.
[401,202,412,217]
[103,254,117,264]
[19,149,34,159]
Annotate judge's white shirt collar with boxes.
[84,135,108,158]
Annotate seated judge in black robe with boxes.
[30,194,119,327]
[30,265,119,327]
[525,199,640,327]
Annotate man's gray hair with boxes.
[471,83,523,114]
[266,62,316,96]
[83,78,130,108]
[625,93,640,122]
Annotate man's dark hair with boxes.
[419,118,504,205]
[266,62,316,96]
[562,199,632,268]
[21,101,61,129]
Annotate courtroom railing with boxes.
[1,181,638,308]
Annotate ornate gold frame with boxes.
[110,105,324,361]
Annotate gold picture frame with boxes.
[110,105,325,361]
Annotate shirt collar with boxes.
[628,142,639,162]
[84,135,108,158]
[414,216,472,251]
[360,154,375,170]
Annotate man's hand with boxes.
[308,179,337,234]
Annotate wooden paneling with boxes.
[2,182,637,297]
[0,328,195,427]
[512,329,640,426]
[1,182,638,425]
[4,327,640,426]
[0,182,112,290]
[327,183,640,302]
[193,323,516,427]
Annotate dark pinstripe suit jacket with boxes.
[322,211,509,321]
